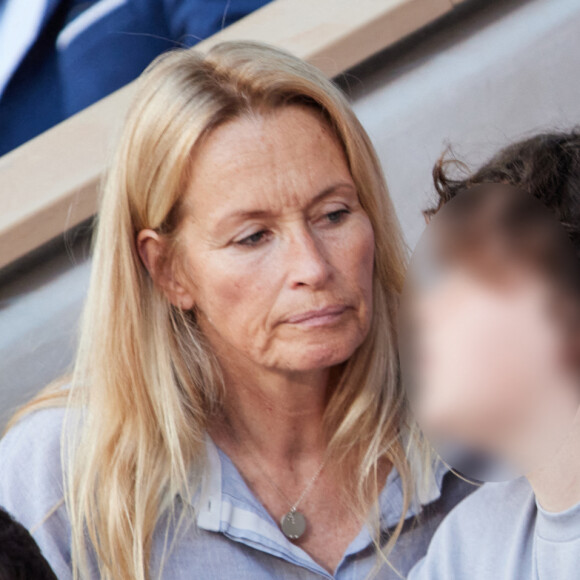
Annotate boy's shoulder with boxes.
[442,476,535,534]
[409,477,537,580]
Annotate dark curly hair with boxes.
[0,508,57,580]
[426,131,580,260]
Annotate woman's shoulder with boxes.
[0,405,67,464]
[0,407,76,579]
[0,407,68,525]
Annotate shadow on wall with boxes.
[0,224,92,428]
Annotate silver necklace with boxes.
[242,446,327,541]
[271,458,327,541]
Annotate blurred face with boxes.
[174,106,375,375]
[410,263,580,470]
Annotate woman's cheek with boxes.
[348,216,375,290]
[192,256,258,336]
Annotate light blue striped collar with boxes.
[193,435,447,572]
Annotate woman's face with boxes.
[173,106,375,375]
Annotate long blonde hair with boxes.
[11,42,425,579]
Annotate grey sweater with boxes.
[408,476,580,580]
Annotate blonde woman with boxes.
[0,42,471,580]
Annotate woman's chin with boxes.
[278,341,360,373]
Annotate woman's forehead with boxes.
[191,104,341,170]
[182,106,355,224]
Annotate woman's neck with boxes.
[211,363,332,466]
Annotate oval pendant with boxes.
[280,510,306,540]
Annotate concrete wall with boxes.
[349,0,580,248]
[1,0,579,427]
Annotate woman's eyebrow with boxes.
[213,181,357,230]
[309,181,357,206]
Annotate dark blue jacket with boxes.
[0,0,270,156]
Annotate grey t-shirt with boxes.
[409,476,580,580]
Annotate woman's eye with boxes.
[236,230,269,247]
[325,209,350,224]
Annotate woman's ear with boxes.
[137,229,195,310]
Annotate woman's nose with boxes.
[286,229,331,289]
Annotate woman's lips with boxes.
[285,305,349,327]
